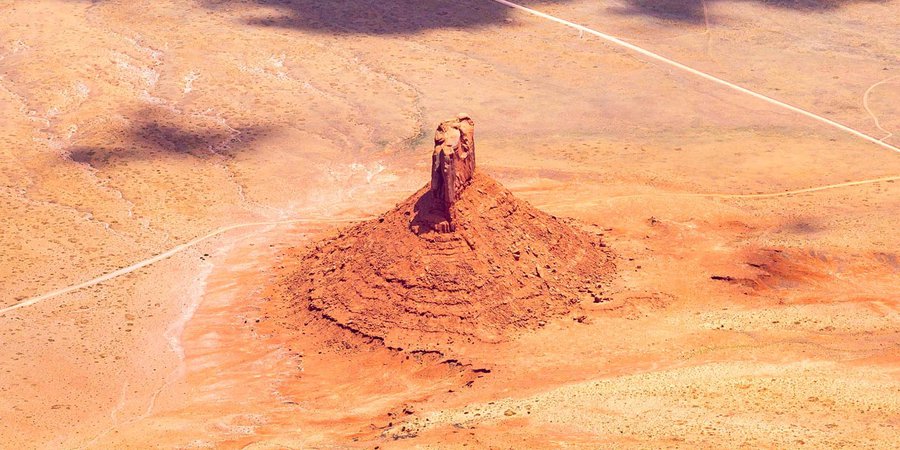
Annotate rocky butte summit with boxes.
[278,115,615,351]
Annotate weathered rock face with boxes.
[275,118,615,350]
[429,114,476,232]
[282,173,614,350]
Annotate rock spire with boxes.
[428,113,476,232]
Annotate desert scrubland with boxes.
[0,0,898,448]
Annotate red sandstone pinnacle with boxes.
[278,115,615,348]
[430,114,476,231]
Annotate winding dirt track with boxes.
[0,216,372,315]
[608,175,900,200]
[5,174,896,317]
[488,0,900,154]
[5,1,895,318]
[863,75,899,141]
[533,175,899,211]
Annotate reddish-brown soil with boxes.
[1,0,898,448]
[277,173,613,349]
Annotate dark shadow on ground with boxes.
[67,107,271,168]
[199,0,572,34]
[611,0,889,24]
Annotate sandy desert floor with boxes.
[1,0,898,448]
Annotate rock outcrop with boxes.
[428,114,476,233]
[276,116,614,351]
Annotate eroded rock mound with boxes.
[280,116,613,351]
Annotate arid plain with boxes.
[1,0,898,448]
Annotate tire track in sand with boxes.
[533,174,900,210]
[488,0,900,154]
[609,175,900,200]
[0,216,372,315]
[8,171,899,316]
[863,76,899,142]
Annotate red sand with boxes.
[1,0,898,448]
